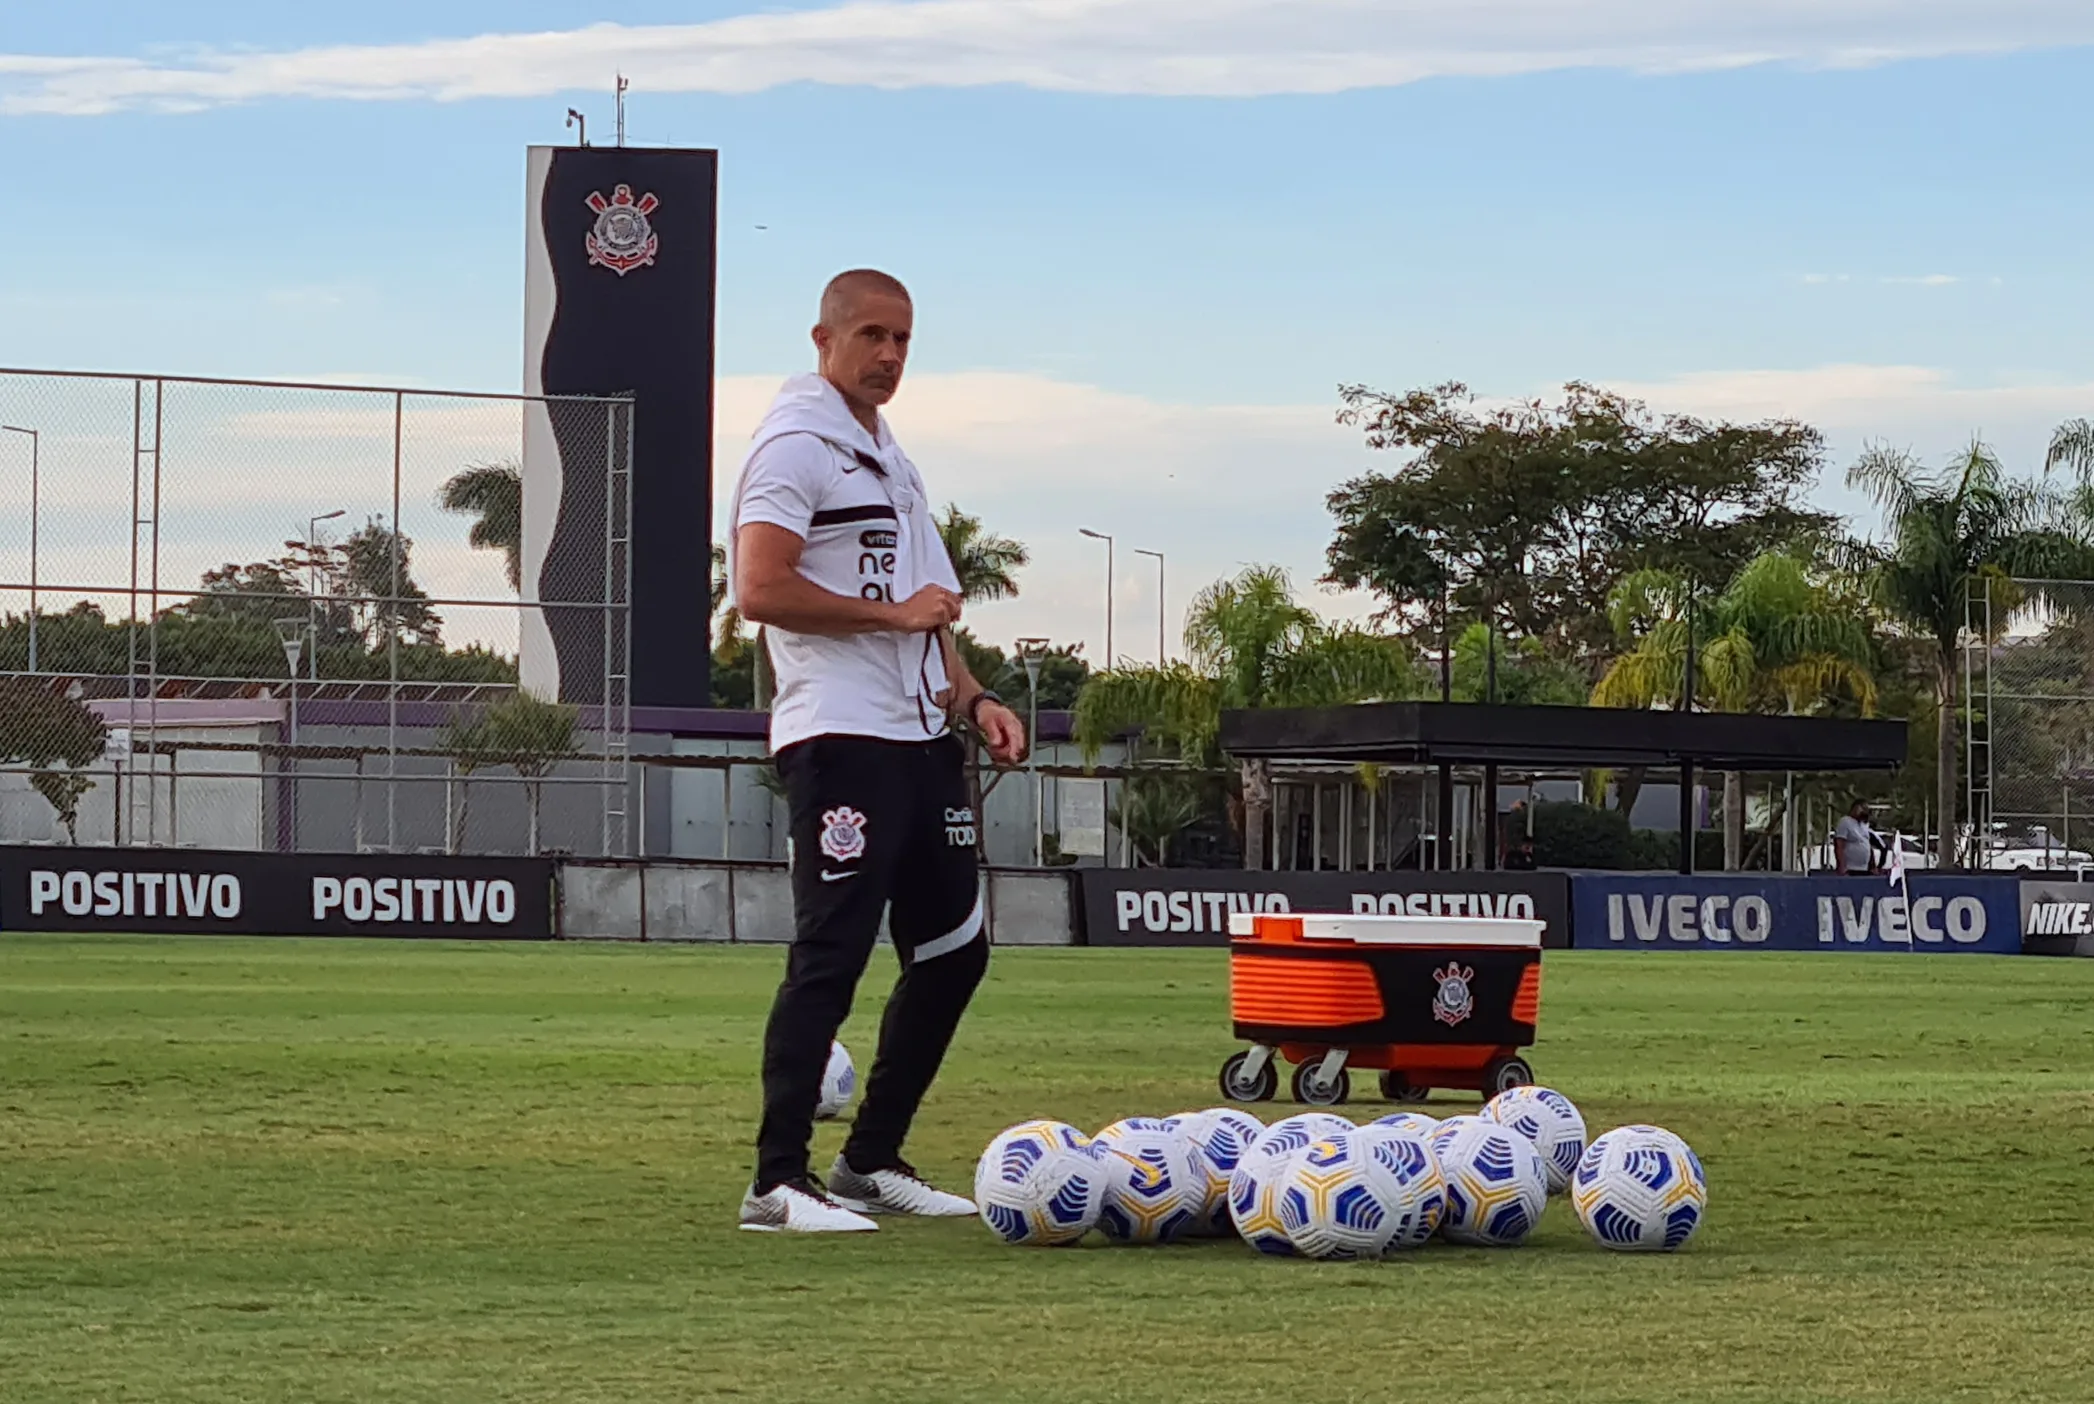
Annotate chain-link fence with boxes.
[1965,577,2094,871]
[0,369,633,856]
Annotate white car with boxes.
[1981,844,2094,873]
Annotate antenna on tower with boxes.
[565,108,588,147]
[615,74,629,147]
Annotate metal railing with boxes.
[0,369,634,856]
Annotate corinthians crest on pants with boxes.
[1432,961,1476,1027]
[819,807,869,864]
[584,185,659,275]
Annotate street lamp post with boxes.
[275,618,307,852]
[1134,548,1165,663]
[1079,528,1114,666]
[307,509,346,681]
[2,425,40,672]
[1017,635,1049,866]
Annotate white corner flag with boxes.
[1887,830,1907,888]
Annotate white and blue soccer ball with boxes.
[1431,1119,1550,1246]
[1227,1115,1330,1255]
[1279,1128,1446,1259]
[1370,1111,1440,1139]
[1170,1108,1264,1236]
[1482,1086,1588,1195]
[1094,1126,1201,1245]
[1094,1116,1174,1145]
[973,1120,1106,1247]
[1572,1125,1707,1253]
[1265,1111,1353,1145]
[1425,1113,1484,1152]
[815,1041,856,1120]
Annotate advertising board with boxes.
[0,847,556,940]
[1076,869,1571,949]
[1570,873,2018,953]
[2017,878,2094,957]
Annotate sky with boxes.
[3,2,2094,665]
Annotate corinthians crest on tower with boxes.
[584,184,660,275]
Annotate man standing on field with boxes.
[730,269,1028,1233]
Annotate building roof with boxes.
[1218,701,1906,772]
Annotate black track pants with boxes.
[754,733,988,1191]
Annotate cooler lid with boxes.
[1227,911,1543,948]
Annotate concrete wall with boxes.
[557,858,1078,946]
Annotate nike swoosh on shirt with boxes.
[820,870,859,883]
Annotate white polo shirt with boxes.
[734,427,961,751]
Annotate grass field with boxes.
[4,936,2094,1404]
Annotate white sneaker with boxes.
[738,1178,879,1233]
[827,1156,978,1217]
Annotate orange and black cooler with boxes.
[1217,911,1543,1106]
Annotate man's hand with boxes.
[890,584,963,634]
[973,698,1028,766]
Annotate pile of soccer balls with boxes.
[973,1086,1706,1259]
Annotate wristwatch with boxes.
[965,689,1005,726]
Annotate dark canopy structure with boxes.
[1219,702,1907,875]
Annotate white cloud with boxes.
[8,363,2092,661]
[1881,273,1963,285]
[714,370,1382,662]
[6,1,2093,115]
[718,364,2094,656]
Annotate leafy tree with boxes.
[336,519,443,649]
[1447,623,1589,707]
[1109,773,1207,867]
[1593,551,1878,866]
[437,690,580,855]
[0,679,108,842]
[947,633,1090,713]
[439,460,524,591]
[935,505,1029,604]
[1325,381,1832,664]
[1074,565,1415,869]
[1845,440,2077,869]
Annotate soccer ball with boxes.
[1226,1112,1352,1254]
[815,1041,856,1120]
[1171,1108,1264,1236]
[1431,1119,1550,1246]
[1264,1111,1353,1145]
[1370,1111,1440,1138]
[1425,1113,1484,1151]
[1482,1086,1588,1195]
[1572,1125,1707,1252]
[1094,1127,1201,1245]
[973,1120,1106,1247]
[1094,1116,1174,1144]
[1279,1128,1446,1259]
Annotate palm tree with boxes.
[1593,552,1878,868]
[935,505,1028,604]
[439,461,523,592]
[2049,419,2094,482]
[1073,565,1416,868]
[1847,440,2073,869]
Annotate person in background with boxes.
[1835,800,1877,876]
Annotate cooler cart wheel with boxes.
[1484,1057,1534,1097]
[1379,1071,1431,1104]
[1219,1051,1278,1103]
[1292,1061,1351,1107]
